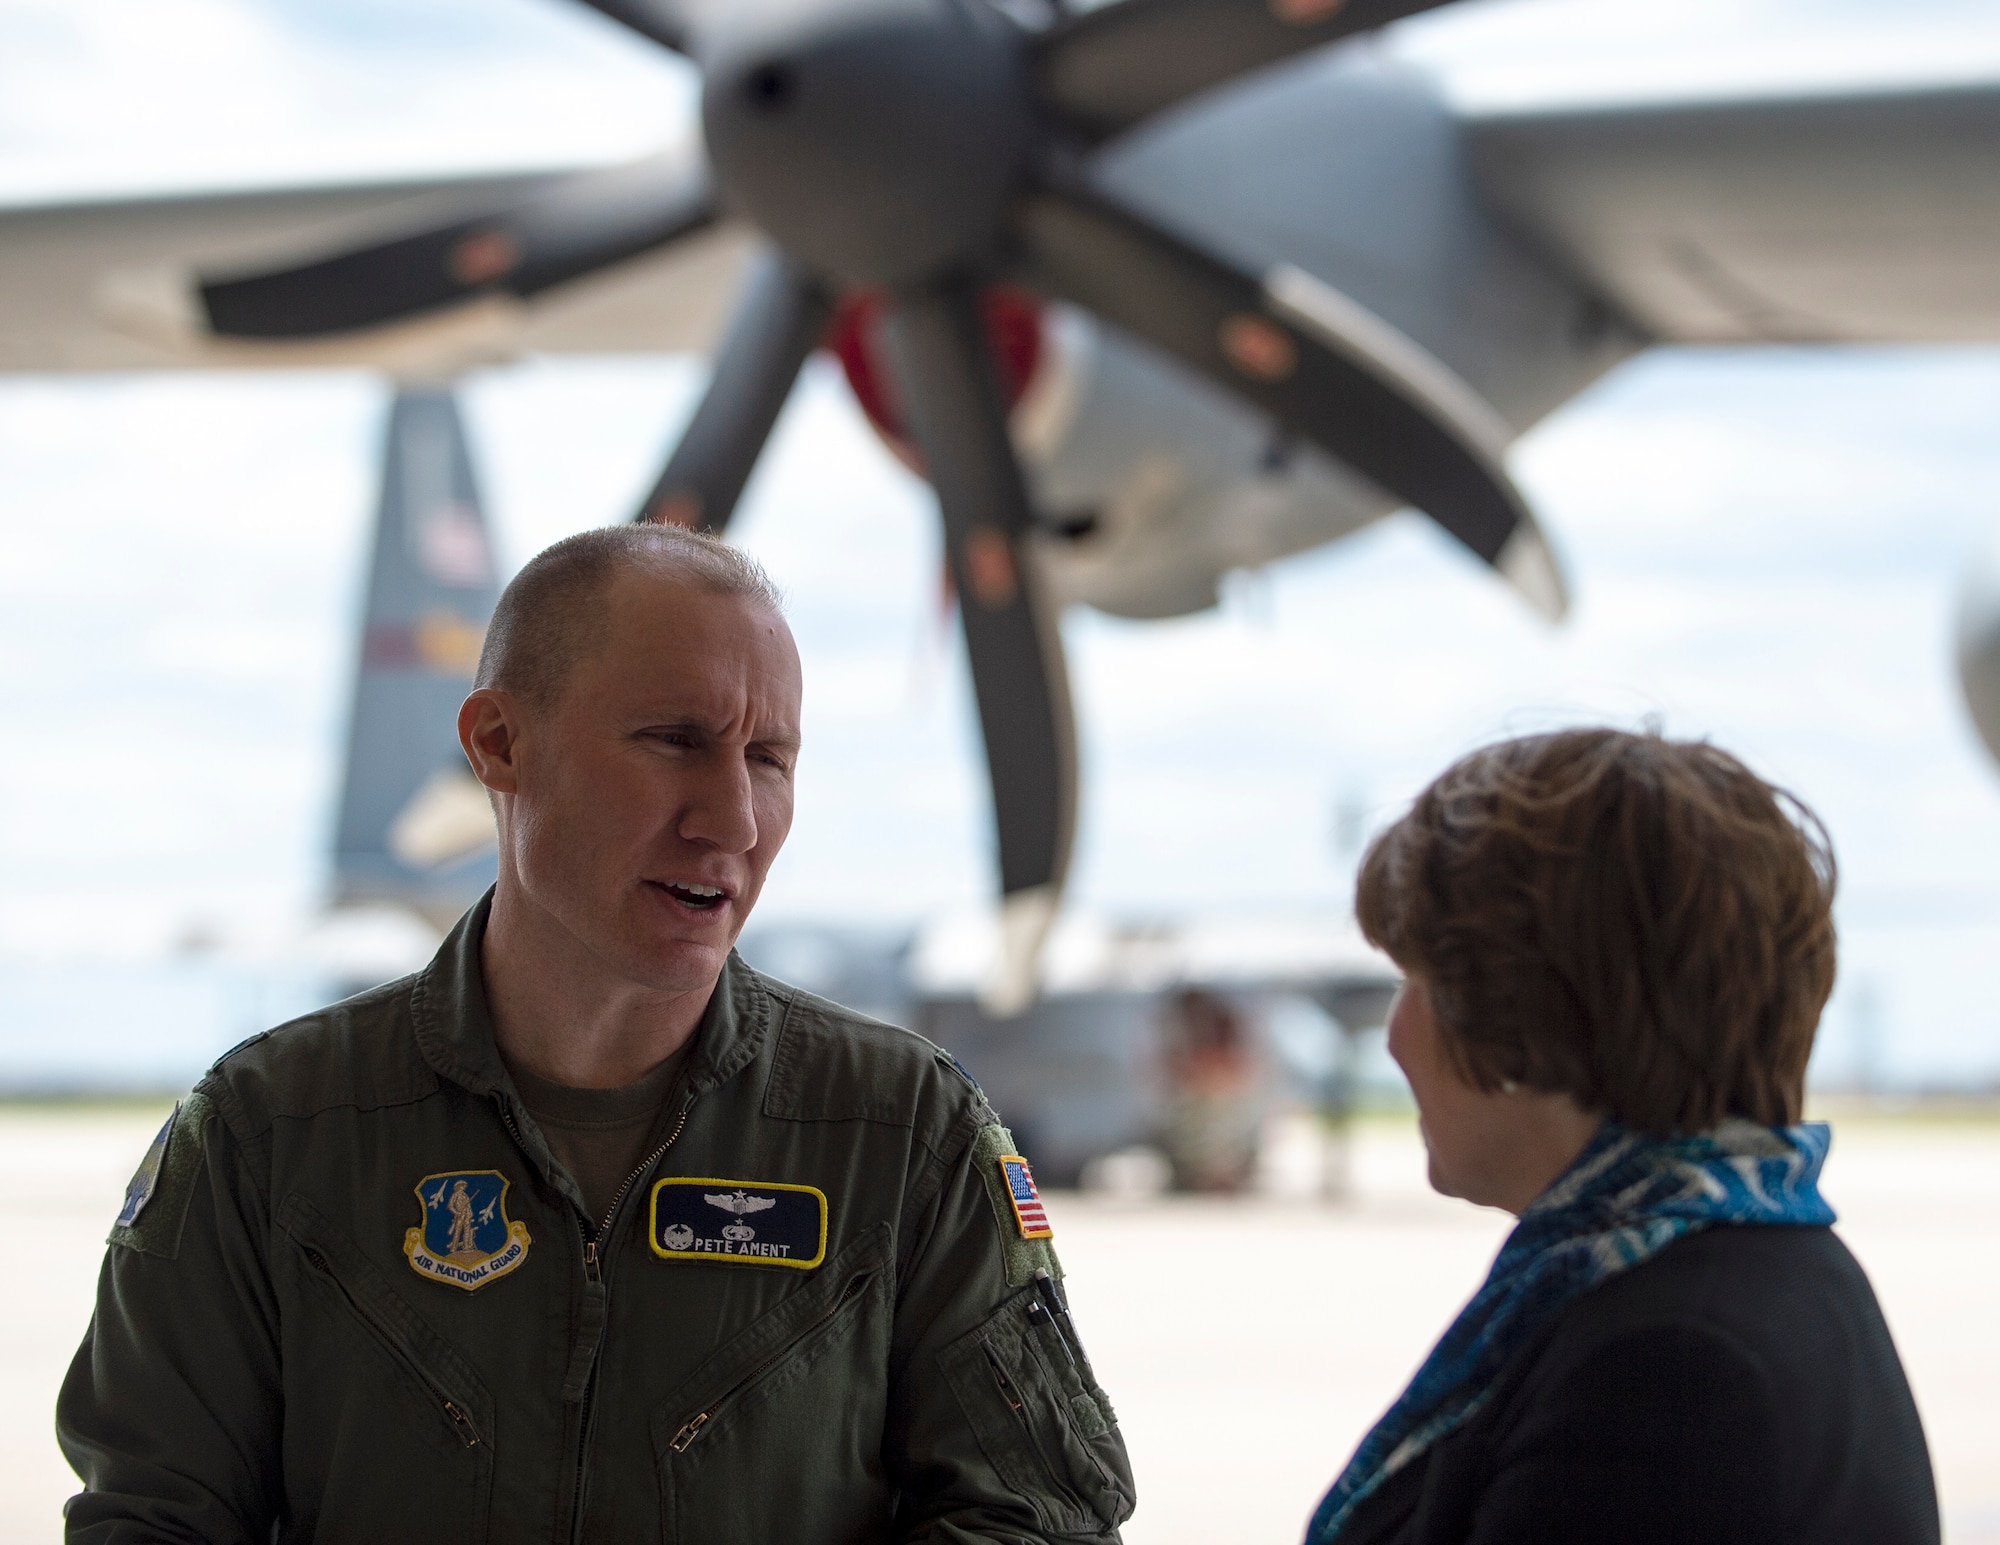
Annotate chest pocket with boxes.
[939,1287,1134,1537]
[277,1192,496,1544]
[651,1225,892,1544]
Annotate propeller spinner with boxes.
[198,0,1560,1011]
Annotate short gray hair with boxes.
[474,524,784,709]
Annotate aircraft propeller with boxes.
[197,0,1561,1011]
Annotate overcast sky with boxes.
[3,0,2000,1086]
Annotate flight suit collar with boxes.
[410,887,776,1114]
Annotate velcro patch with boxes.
[404,1170,532,1291]
[650,1178,827,1269]
[998,1154,1053,1240]
[116,1104,178,1229]
[109,1092,214,1259]
[971,1122,1062,1287]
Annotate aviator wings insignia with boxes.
[704,1189,779,1217]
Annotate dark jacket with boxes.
[1339,1223,1937,1545]
[58,900,1134,1543]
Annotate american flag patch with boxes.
[998,1155,1053,1239]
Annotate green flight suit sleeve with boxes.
[886,1113,1136,1543]
[57,1090,284,1544]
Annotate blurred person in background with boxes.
[1158,987,1262,1192]
[1306,728,1936,1545]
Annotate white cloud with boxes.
[0,0,694,202]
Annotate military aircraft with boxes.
[745,906,1400,1186]
[331,385,504,931]
[5,0,2000,1009]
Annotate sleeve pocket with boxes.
[939,1290,1136,1538]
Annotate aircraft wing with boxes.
[1466,82,2000,343]
[0,170,752,374]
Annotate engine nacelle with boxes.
[1958,527,2000,770]
[830,50,1634,623]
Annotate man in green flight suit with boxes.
[58,523,1134,1543]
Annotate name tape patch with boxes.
[404,1170,532,1291]
[998,1154,1053,1240]
[650,1178,827,1269]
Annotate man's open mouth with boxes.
[655,881,728,913]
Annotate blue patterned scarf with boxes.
[1306,1119,1835,1543]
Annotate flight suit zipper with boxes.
[986,1345,1025,1415]
[526,1094,694,1543]
[981,1336,1099,1523]
[583,1098,693,1280]
[298,1243,483,1448]
[668,1269,873,1454]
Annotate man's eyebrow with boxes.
[630,711,801,748]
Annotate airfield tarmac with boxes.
[2,1105,1996,1543]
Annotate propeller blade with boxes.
[877,285,1078,1016]
[636,249,832,531]
[200,152,714,339]
[1034,0,1463,144]
[1014,183,1567,619]
[567,0,699,53]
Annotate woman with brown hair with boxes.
[1308,729,1936,1545]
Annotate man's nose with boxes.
[677,750,760,854]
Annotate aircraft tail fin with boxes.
[331,385,501,930]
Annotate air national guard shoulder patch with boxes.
[649,1178,827,1269]
[404,1170,532,1291]
[998,1154,1053,1240]
[115,1103,178,1229]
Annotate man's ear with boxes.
[459,688,524,796]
